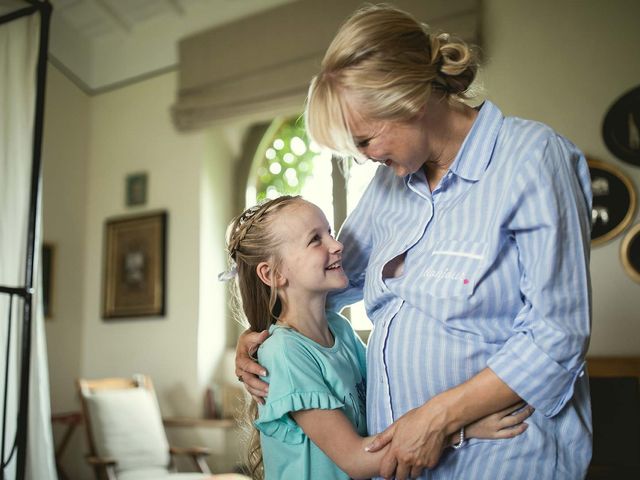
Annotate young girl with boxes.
[223,195,532,480]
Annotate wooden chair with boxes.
[586,357,640,479]
[77,374,247,480]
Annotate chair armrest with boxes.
[169,447,211,456]
[86,455,117,466]
[86,456,118,480]
[169,446,211,474]
[169,446,211,456]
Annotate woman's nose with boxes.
[355,147,370,165]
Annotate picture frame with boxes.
[620,223,640,283]
[102,211,167,319]
[589,158,637,247]
[42,242,54,319]
[126,172,148,207]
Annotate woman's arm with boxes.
[369,368,522,480]
[293,396,533,480]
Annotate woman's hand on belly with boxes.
[366,368,523,479]
[367,400,450,480]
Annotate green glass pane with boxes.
[255,117,317,202]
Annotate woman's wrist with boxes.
[426,389,466,436]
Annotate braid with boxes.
[228,203,266,260]
[228,197,299,261]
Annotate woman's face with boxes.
[347,110,432,177]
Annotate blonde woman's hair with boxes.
[225,195,301,479]
[305,3,479,160]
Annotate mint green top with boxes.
[255,311,367,480]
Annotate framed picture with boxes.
[42,243,54,319]
[602,85,640,167]
[620,223,640,283]
[102,212,167,318]
[126,172,148,207]
[589,158,637,246]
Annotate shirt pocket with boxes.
[422,240,487,299]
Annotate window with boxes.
[248,116,377,330]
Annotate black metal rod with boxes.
[0,5,38,26]
[1,296,14,470]
[14,295,31,480]
[0,288,30,298]
[2,439,17,471]
[15,1,52,479]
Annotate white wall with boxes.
[197,129,234,390]
[481,0,640,355]
[81,70,208,415]
[42,64,92,480]
[43,65,89,412]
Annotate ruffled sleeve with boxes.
[254,330,345,444]
[255,391,344,444]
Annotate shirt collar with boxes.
[449,100,504,182]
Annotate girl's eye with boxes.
[357,138,371,149]
[308,234,321,245]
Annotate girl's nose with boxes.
[331,237,344,253]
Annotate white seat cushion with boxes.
[118,469,249,480]
[118,469,211,480]
[85,388,170,473]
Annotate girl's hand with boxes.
[235,329,270,404]
[463,402,534,442]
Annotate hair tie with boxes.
[217,260,238,282]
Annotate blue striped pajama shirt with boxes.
[327,101,593,479]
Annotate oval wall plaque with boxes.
[602,85,640,167]
[589,159,636,246]
[620,223,640,283]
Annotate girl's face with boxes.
[347,109,432,177]
[273,200,347,295]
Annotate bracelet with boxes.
[452,427,465,449]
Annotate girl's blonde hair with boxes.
[305,3,479,161]
[225,195,301,479]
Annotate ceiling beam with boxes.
[166,0,185,16]
[93,0,132,33]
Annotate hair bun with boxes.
[430,32,478,96]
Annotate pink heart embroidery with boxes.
[463,279,469,285]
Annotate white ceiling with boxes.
[48,0,298,93]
